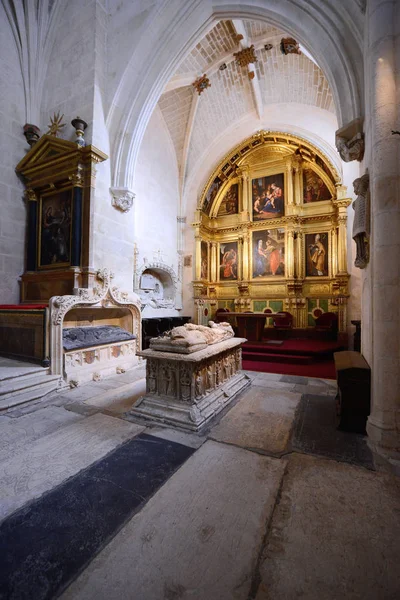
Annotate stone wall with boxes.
[0,3,27,303]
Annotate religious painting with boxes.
[303,168,331,203]
[217,183,239,216]
[203,176,223,214]
[252,229,285,278]
[305,232,329,276]
[39,189,72,268]
[252,173,284,220]
[219,241,238,281]
[200,241,209,280]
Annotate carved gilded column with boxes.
[333,201,350,276]
[238,235,244,280]
[25,188,38,271]
[285,158,294,206]
[241,228,250,281]
[239,167,250,216]
[331,226,338,276]
[210,242,217,282]
[292,157,302,206]
[195,235,202,280]
[286,227,295,278]
[295,230,304,279]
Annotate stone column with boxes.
[365,0,400,456]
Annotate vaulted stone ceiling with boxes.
[158,19,336,185]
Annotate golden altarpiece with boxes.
[192,132,351,333]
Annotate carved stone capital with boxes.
[110,187,135,212]
[335,118,364,162]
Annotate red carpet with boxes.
[242,358,336,379]
[242,338,342,379]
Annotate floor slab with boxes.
[255,453,400,600]
[0,406,84,463]
[209,386,301,454]
[0,413,144,522]
[62,440,286,600]
[0,434,195,600]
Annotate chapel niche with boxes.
[192,131,351,332]
[138,268,176,309]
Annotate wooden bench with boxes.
[334,350,371,434]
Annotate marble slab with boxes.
[0,406,84,463]
[210,386,301,455]
[255,454,400,599]
[61,441,286,600]
[0,433,195,600]
[0,413,145,522]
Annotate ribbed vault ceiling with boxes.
[157,18,336,186]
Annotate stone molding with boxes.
[110,187,135,212]
[49,269,142,378]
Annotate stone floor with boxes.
[0,364,399,600]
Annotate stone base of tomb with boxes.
[64,340,138,386]
[130,338,250,431]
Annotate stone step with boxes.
[0,374,61,412]
[0,412,144,523]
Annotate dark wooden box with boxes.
[334,351,371,434]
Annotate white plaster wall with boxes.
[41,0,98,143]
[133,106,181,317]
[0,4,27,303]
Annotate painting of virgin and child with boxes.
[252,173,285,220]
[252,229,285,277]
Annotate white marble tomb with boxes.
[131,337,250,431]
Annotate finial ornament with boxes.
[47,111,65,136]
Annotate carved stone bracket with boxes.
[335,118,364,162]
[110,187,135,212]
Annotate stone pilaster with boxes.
[365,0,400,456]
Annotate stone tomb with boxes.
[131,337,250,431]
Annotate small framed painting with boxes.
[217,183,239,216]
[39,189,73,268]
[200,241,209,280]
[252,173,284,220]
[305,232,329,276]
[252,229,285,278]
[219,241,238,281]
[303,168,331,203]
